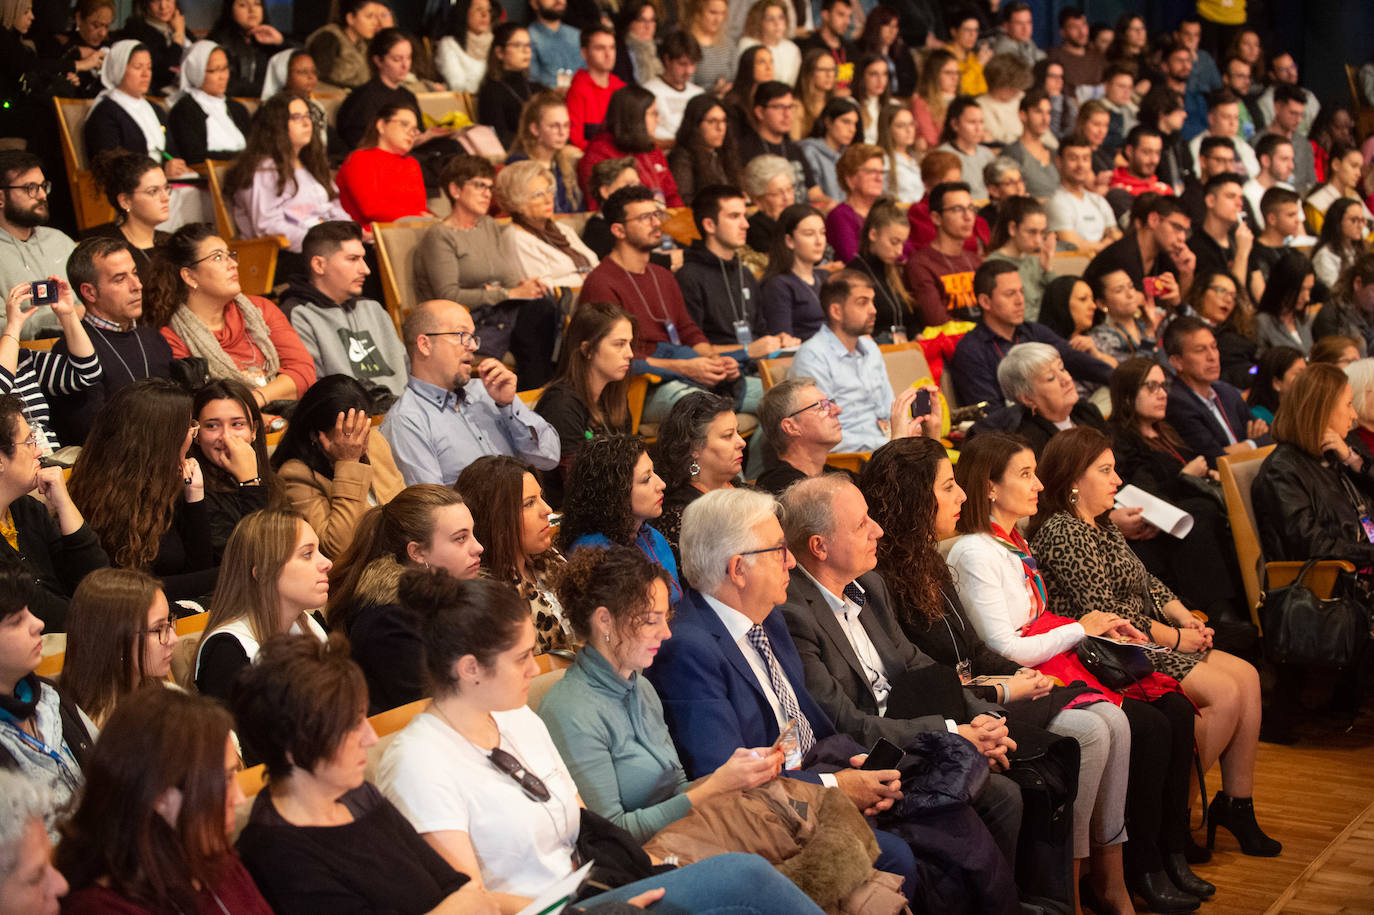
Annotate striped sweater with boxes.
[0,349,102,447]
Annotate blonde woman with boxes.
[736,0,800,85]
[497,160,599,288]
[507,91,584,212]
[911,48,958,150]
[877,102,923,202]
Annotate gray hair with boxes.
[680,488,781,593]
[996,341,1060,403]
[740,154,793,198]
[1348,357,1374,422]
[0,771,51,883]
[983,155,1022,190]
[757,377,818,456]
[779,473,854,555]
[495,159,556,215]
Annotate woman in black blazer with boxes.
[166,40,251,164]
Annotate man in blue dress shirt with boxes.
[380,299,560,486]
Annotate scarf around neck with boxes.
[990,521,1047,620]
[514,214,590,270]
[169,293,281,386]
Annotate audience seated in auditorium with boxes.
[936,97,997,200]
[433,0,495,94]
[948,432,1207,912]
[526,0,581,89]
[791,49,836,142]
[1000,90,1060,201]
[643,29,705,141]
[910,48,958,150]
[85,151,170,279]
[0,558,95,839]
[166,41,250,166]
[114,0,190,93]
[1187,90,1258,181]
[533,302,633,508]
[560,433,680,601]
[1163,315,1271,466]
[798,97,860,206]
[650,392,750,552]
[1084,192,1194,303]
[753,378,854,495]
[478,23,548,148]
[1087,269,1160,365]
[904,149,988,250]
[739,82,830,212]
[979,157,1029,235]
[224,93,351,267]
[977,55,1034,149]
[0,769,68,911]
[272,375,404,558]
[59,568,175,729]
[791,270,929,452]
[827,144,887,263]
[1187,173,1254,295]
[1243,135,1295,230]
[306,0,386,90]
[848,199,913,340]
[189,378,276,559]
[334,101,431,225]
[378,568,829,911]
[1252,84,1317,196]
[578,186,753,423]
[1248,186,1302,303]
[55,687,268,913]
[1311,198,1368,291]
[668,95,741,207]
[381,300,559,487]
[984,197,1056,322]
[1253,250,1316,355]
[260,50,336,158]
[737,0,800,86]
[146,225,316,409]
[498,159,599,296]
[950,260,1112,408]
[877,105,922,203]
[68,379,220,601]
[580,156,649,259]
[1106,126,1177,220]
[0,396,106,629]
[83,42,189,193]
[906,181,984,328]
[1183,268,1258,389]
[1047,134,1121,254]
[325,485,481,713]
[566,26,624,149]
[52,238,172,447]
[207,0,283,98]
[578,85,684,209]
[0,152,76,337]
[1314,254,1374,356]
[458,455,573,653]
[334,29,450,158]
[739,154,797,258]
[506,92,584,214]
[1032,427,1277,859]
[1246,347,1306,426]
[760,204,827,340]
[978,341,1111,457]
[1,280,99,456]
[194,508,329,703]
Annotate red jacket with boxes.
[1108,166,1174,197]
[566,69,625,149]
[577,133,683,210]
[336,146,428,224]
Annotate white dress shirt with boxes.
[798,567,891,713]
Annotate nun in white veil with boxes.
[261,48,331,147]
[166,39,251,165]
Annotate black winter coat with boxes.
[1252,442,1374,568]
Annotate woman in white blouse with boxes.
[378,571,827,914]
[736,0,800,87]
[497,160,599,289]
[434,0,494,94]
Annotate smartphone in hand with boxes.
[911,388,932,420]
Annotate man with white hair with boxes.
[779,475,1024,867]
[0,771,67,914]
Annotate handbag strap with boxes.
[1261,556,1323,595]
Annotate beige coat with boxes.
[277,428,405,557]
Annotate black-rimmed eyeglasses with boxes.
[425,330,482,349]
[740,544,791,562]
[785,398,834,419]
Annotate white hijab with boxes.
[261,48,294,101]
[96,39,166,156]
[176,40,246,153]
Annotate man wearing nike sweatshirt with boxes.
[280,221,408,399]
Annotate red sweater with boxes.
[336,146,428,224]
[567,69,625,149]
[161,295,318,397]
[577,133,683,210]
[579,259,705,357]
[64,858,273,914]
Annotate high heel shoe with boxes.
[1206,792,1282,857]
[1127,870,1200,913]
[1164,853,1215,898]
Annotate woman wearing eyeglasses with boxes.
[67,379,219,603]
[59,568,178,728]
[335,101,432,227]
[379,570,828,914]
[497,159,600,293]
[144,223,316,412]
[88,150,171,277]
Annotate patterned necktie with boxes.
[842,582,867,607]
[746,624,816,756]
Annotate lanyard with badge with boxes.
[0,707,80,789]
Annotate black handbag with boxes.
[1075,636,1153,690]
[1259,558,1371,667]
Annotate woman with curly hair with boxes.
[667,94,741,207]
[457,455,572,654]
[650,392,747,554]
[67,378,219,602]
[324,485,482,714]
[856,436,1136,915]
[86,150,170,277]
[560,433,679,601]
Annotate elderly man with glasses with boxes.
[379,299,559,486]
[0,152,76,338]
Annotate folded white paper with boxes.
[517,861,595,915]
[1114,484,1193,539]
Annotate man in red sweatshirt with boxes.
[1106,124,1175,220]
[567,26,624,149]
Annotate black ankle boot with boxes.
[1127,870,1200,913]
[1207,792,1282,857]
[1183,835,1211,864]
[1164,852,1215,898]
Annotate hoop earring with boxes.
[1069,487,1079,506]
[689,460,700,477]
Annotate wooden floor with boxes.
[1189,711,1374,914]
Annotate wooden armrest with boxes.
[1264,560,1358,600]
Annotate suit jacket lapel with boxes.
[794,572,872,692]
[684,589,775,710]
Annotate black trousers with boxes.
[1120,691,1196,873]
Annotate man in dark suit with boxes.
[1163,315,1271,465]
[644,486,919,896]
[777,475,1024,867]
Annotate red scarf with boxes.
[989,522,1047,620]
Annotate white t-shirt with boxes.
[643,77,705,140]
[378,706,582,898]
[1046,186,1116,243]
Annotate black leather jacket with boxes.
[1252,442,1374,568]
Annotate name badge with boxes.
[664,320,681,346]
[733,320,753,348]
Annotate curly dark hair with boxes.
[857,437,955,624]
[559,434,650,548]
[556,545,670,642]
[651,391,736,492]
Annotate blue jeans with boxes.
[588,853,826,914]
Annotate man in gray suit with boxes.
[778,473,1024,866]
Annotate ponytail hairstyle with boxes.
[91,150,163,227]
[142,222,218,328]
[397,571,532,696]
[856,197,913,311]
[988,195,1045,251]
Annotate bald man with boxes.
[379,300,560,486]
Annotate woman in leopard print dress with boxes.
[1031,426,1279,860]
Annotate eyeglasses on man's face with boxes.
[740,543,791,563]
[5,181,51,198]
[426,330,481,349]
[785,398,835,419]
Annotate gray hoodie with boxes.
[286,285,408,396]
